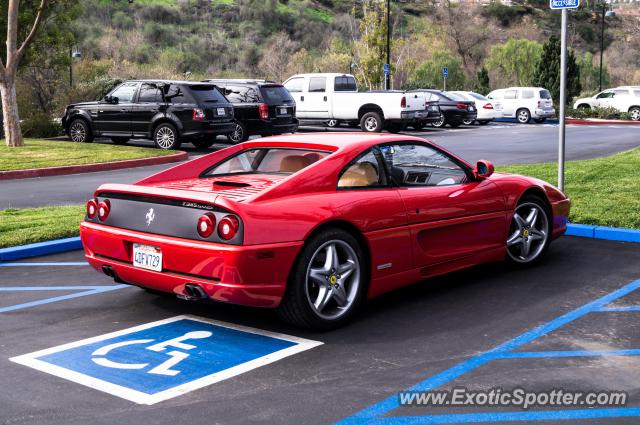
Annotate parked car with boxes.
[487,87,555,124]
[448,91,501,125]
[283,73,424,133]
[205,79,299,143]
[573,87,640,121]
[62,80,235,150]
[409,99,442,130]
[408,89,476,128]
[81,133,570,329]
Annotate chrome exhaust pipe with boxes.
[178,283,208,301]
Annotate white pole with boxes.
[558,8,567,192]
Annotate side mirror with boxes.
[111,96,119,105]
[474,160,494,179]
[102,95,111,103]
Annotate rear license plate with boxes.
[469,106,475,112]
[278,107,288,115]
[217,108,226,116]
[133,243,162,272]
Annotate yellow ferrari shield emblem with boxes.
[523,229,530,238]
[329,275,338,285]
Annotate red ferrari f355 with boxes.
[81,133,570,329]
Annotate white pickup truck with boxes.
[283,73,425,132]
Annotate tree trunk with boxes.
[1,78,24,147]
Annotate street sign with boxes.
[383,63,390,75]
[550,0,579,9]
[442,66,448,78]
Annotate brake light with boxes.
[97,200,110,221]
[86,199,98,218]
[218,215,240,240]
[537,100,542,108]
[192,108,206,121]
[258,103,269,120]
[483,103,494,109]
[401,96,406,108]
[456,103,468,110]
[197,213,216,238]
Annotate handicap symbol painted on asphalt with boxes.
[10,315,322,405]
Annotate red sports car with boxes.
[81,133,570,329]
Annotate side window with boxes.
[634,90,640,98]
[224,85,260,103]
[309,77,326,93]
[596,91,613,99]
[137,84,162,103]
[380,143,468,187]
[338,149,386,188]
[334,76,357,91]
[110,82,138,103]
[165,85,188,104]
[614,89,629,97]
[284,77,304,93]
[522,90,534,99]
[504,90,518,100]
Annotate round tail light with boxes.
[97,200,110,221]
[86,199,98,218]
[197,213,216,238]
[218,215,239,240]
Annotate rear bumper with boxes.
[80,221,303,308]
[182,120,235,137]
[533,108,556,119]
[254,118,299,135]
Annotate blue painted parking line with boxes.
[10,315,323,404]
[337,278,640,424]
[0,262,89,267]
[0,285,128,313]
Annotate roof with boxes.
[204,79,281,86]
[241,132,426,151]
[124,79,216,86]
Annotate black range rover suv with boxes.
[62,80,235,149]
[205,79,298,143]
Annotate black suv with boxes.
[205,79,298,143]
[62,80,235,149]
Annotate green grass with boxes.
[498,148,640,229]
[0,139,174,171]
[0,205,85,248]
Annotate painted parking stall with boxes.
[11,315,322,405]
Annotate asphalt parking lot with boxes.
[2,236,640,425]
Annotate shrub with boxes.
[567,106,632,120]
[21,113,64,138]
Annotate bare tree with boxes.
[1,0,50,147]
[258,32,298,83]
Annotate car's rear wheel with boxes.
[506,195,551,267]
[153,123,181,149]
[360,111,384,132]
[68,119,93,143]
[111,137,129,145]
[462,118,475,125]
[516,108,531,124]
[191,139,215,150]
[326,119,340,128]
[227,121,248,143]
[629,106,640,121]
[277,228,366,329]
[431,115,446,128]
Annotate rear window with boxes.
[260,85,294,103]
[187,84,228,104]
[204,148,331,176]
[445,92,467,101]
[539,89,552,100]
[334,76,357,92]
[468,92,489,101]
[224,85,261,103]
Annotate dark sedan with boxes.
[409,89,477,128]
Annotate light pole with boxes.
[385,0,391,90]
[599,0,615,92]
[69,48,82,87]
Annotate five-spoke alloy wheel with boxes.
[506,196,551,265]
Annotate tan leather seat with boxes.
[338,162,379,187]
[279,155,312,173]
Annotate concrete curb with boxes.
[494,118,559,124]
[0,151,188,181]
[565,118,640,125]
[1,223,639,262]
[0,237,82,261]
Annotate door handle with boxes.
[300,96,304,101]
[120,109,127,112]
[323,96,327,102]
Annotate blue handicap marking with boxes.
[10,315,322,405]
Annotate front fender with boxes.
[65,109,93,131]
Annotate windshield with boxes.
[260,86,294,103]
[205,148,331,176]
[188,84,228,103]
[468,92,489,101]
[539,89,552,100]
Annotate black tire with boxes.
[478,120,490,125]
[629,106,640,121]
[386,123,405,133]
[410,122,425,131]
[505,194,552,268]
[191,139,215,150]
[68,118,94,143]
[533,118,546,123]
[577,104,590,110]
[360,111,384,132]
[516,108,531,124]
[110,137,129,145]
[276,228,367,330]
[227,121,248,143]
[153,123,181,150]
[431,115,446,128]
[462,119,475,125]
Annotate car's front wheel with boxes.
[326,119,340,128]
[227,121,248,143]
[431,115,446,128]
[462,118,475,125]
[153,123,181,149]
[68,119,93,143]
[277,228,366,329]
[506,195,551,267]
[629,106,640,121]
